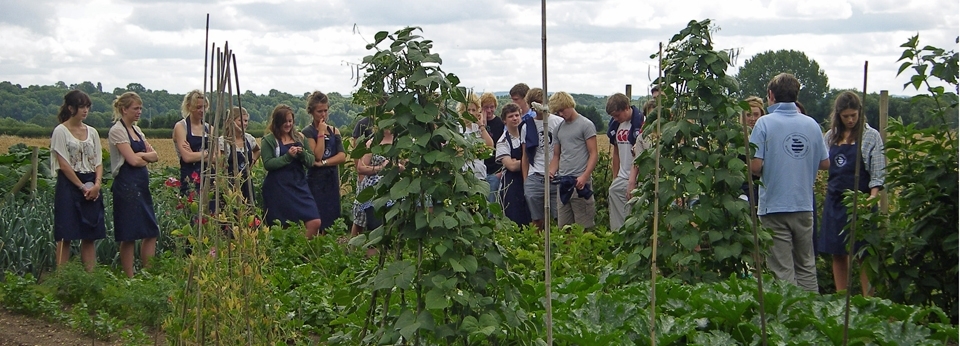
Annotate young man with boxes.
[520,88,563,230]
[548,91,598,229]
[749,73,830,292]
[480,92,504,205]
[605,93,644,231]
[510,83,536,122]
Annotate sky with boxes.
[0,0,957,98]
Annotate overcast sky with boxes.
[1,0,956,98]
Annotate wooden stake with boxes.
[878,90,888,214]
[650,42,663,346]
[843,60,869,346]
[540,0,553,344]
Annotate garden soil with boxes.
[0,308,126,346]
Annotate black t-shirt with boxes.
[484,116,505,174]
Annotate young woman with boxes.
[494,104,531,225]
[260,104,322,238]
[51,90,105,272]
[352,126,404,235]
[173,90,210,195]
[740,96,766,205]
[302,91,346,232]
[219,106,261,202]
[459,93,494,188]
[108,92,160,278]
[818,91,885,295]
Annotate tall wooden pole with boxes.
[540,0,553,344]
[649,42,663,346]
[843,60,868,346]
[878,90,889,214]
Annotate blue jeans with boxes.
[486,173,501,205]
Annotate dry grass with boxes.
[0,135,180,167]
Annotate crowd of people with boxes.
[50,73,885,294]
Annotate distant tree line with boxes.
[0,79,952,139]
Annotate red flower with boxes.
[186,191,196,203]
[190,171,200,184]
[248,216,262,228]
[176,202,184,210]
[165,177,181,188]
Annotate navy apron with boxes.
[817,143,871,255]
[111,121,160,242]
[54,171,106,241]
[262,141,320,227]
[224,136,254,202]
[306,125,342,231]
[500,133,532,225]
[179,119,209,195]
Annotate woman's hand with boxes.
[287,145,303,157]
[82,183,101,201]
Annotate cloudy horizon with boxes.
[1,0,956,98]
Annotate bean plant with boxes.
[347,27,531,344]
[621,19,768,283]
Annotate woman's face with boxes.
[311,102,329,123]
[839,108,859,130]
[744,106,762,128]
[234,113,249,132]
[124,102,143,122]
[74,105,90,120]
[281,112,294,134]
[467,104,481,119]
[504,111,521,128]
[191,99,205,118]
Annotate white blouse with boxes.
[49,124,102,173]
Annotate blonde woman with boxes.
[302,91,346,232]
[51,90,105,272]
[173,90,210,195]
[260,104,321,238]
[219,106,260,202]
[108,92,160,277]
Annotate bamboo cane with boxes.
[649,42,663,346]
[843,61,868,346]
[540,0,553,344]
[743,88,768,346]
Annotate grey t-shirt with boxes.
[554,114,596,177]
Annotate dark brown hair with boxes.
[826,91,863,146]
[57,90,92,123]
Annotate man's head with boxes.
[525,88,545,118]
[766,73,800,104]
[549,91,577,121]
[509,83,531,112]
[606,93,632,123]
[480,92,498,120]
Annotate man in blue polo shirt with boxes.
[749,73,829,292]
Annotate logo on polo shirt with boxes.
[782,132,811,159]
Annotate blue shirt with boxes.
[749,102,828,215]
[522,109,535,122]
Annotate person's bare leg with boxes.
[859,262,873,296]
[120,241,135,278]
[79,239,96,272]
[305,219,321,239]
[56,240,71,268]
[832,254,850,292]
[140,237,157,270]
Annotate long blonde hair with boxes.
[112,92,142,122]
[225,106,248,139]
[181,90,208,118]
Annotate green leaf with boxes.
[462,255,478,274]
[449,258,466,272]
[425,288,449,310]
